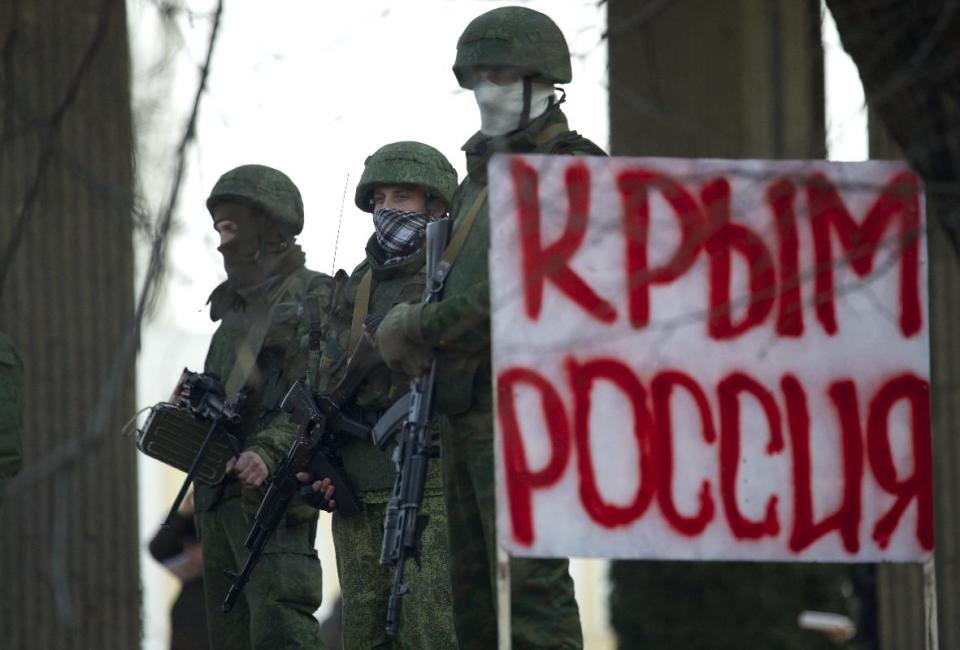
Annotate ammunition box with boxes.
[137,403,238,484]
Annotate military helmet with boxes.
[453,6,572,89]
[206,164,304,235]
[354,141,458,213]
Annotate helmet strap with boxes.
[553,86,567,106]
[518,76,533,130]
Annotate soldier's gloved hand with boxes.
[376,302,431,377]
[295,472,337,511]
[226,451,269,489]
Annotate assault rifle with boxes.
[373,216,451,636]
[221,340,379,613]
[157,370,243,527]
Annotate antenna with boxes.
[331,172,350,275]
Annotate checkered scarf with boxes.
[372,207,431,262]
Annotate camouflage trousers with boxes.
[440,410,583,649]
[195,495,324,650]
[331,489,458,649]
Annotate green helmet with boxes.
[206,164,304,235]
[453,6,572,89]
[354,141,458,213]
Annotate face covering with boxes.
[473,79,556,136]
[217,220,291,288]
[218,233,263,287]
[372,207,431,260]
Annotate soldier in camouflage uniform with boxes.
[305,142,459,648]
[375,8,605,649]
[194,164,329,649]
[0,330,24,504]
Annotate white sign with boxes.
[490,155,931,562]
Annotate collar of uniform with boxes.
[363,233,427,281]
[462,104,570,183]
[207,282,241,322]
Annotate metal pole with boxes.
[497,543,511,650]
[924,556,939,650]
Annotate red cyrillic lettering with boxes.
[867,373,933,550]
[784,376,863,553]
[496,367,572,546]
[567,357,656,527]
[512,158,617,323]
[807,171,922,337]
[768,179,803,337]
[718,371,783,539]
[616,169,706,329]
[703,178,776,339]
[651,371,716,536]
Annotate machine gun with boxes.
[221,340,380,613]
[373,217,451,636]
[137,369,244,527]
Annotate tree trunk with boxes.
[0,0,140,647]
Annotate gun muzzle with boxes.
[385,580,410,637]
[385,593,401,637]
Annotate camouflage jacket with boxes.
[419,105,606,417]
[317,236,443,496]
[0,331,24,500]
[195,254,335,513]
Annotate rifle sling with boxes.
[223,272,301,401]
[436,186,487,282]
[348,268,374,353]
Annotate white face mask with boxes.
[473,79,556,136]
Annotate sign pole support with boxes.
[924,556,939,650]
[497,543,511,650]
